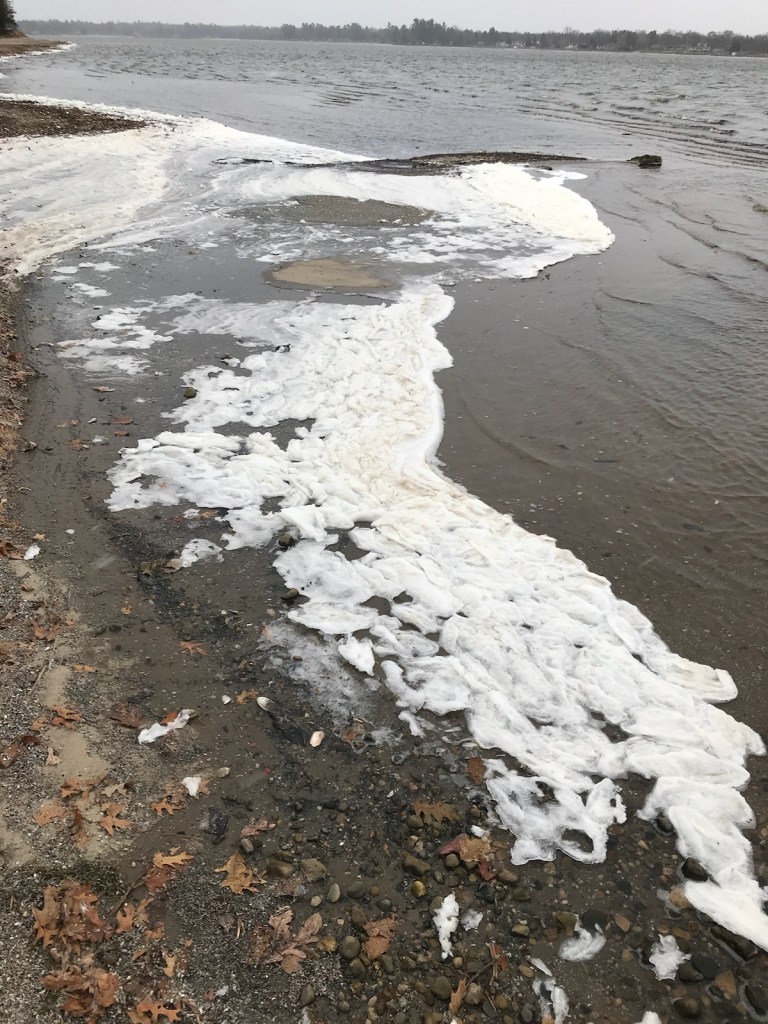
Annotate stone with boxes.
[553,911,578,936]
[673,999,702,1020]
[310,895,323,907]
[713,971,737,1000]
[341,935,362,960]
[403,853,431,877]
[690,953,718,980]
[711,925,757,960]
[301,858,328,882]
[519,1007,535,1024]
[746,984,768,1015]
[411,881,426,898]
[465,984,485,1006]
[581,909,609,931]
[511,923,530,937]
[444,853,460,869]
[497,869,519,885]
[349,957,366,978]
[327,883,342,903]
[430,977,452,1002]
[614,914,631,934]
[677,961,703,983]
[348,880,368,900]
[681,858,708,882]
[630,154,663,169]
[299,985,316,1007]
[266,859,294,879]
[182,386,197,399]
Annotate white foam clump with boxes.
[433,894,459,959]
[178,538,223,568]
[533,970,569,1024]
[649,934,689,980]
[636,1015,662,1024]
[107,281,768,947]
[338,636,376,675]
[559,922,606,962]
[461,909,483,931]
[138,708,194,744]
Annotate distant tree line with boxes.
[18,19,768,56]
[1,0,18,35]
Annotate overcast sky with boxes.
[20,0,766,35]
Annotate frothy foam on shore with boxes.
[2,95,766,948]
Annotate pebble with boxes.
[690,953,718,980]
[711,925,757,960]
[511,923,530,937]
[347,880,368,900]
[327,883,342,903]
[519,1007,535,1024]
[444,854,460,869]
[403,853,431,877]
[682,858,709,882]
[673,998,702,1020]
[465,984,484,1006]
[300,858,328,882]
[411,881,426,898]
[430,977,452,1002]
[182,386,197,399]
[678,961,703,983]
[553,911,578,936]
[310,895,323,907]
[266,859,294,879]
[349,958,366,978]
[340,936,361,960]
[746,984,768,1015]
[299,985,315,1007]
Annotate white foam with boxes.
[106,283,768,948]
[559,922,606,962]
[649,934,688,980]
[433,894,459,958]
[178,538,223,568]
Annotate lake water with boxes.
[1,37,767,950]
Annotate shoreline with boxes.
[0,37,66,58]
[1,98,767,1023]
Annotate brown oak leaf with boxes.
[215,852,261,895]
[363,916,397,959]
[412,800,459,826]
[178,640,207,656]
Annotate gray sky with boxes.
[20,0,766,34]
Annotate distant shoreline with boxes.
[17,20,768,57]
[0,37,65,58]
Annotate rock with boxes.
[278,532,296,549]
[327,882,342,903]
[673,998,702,1020]
[266,859,294,879]
[411,880,426,898]
[630,154,663,169]
[497,869,519,885]
[581,909,609,931]
[240,837,254,855]
[511,923,530,937]
[299,985,316,1007]
[677,961,703,983]
[349,957,366,979]
[614,914,631,934]
[182,386,197,399]
[553,911,578,936]
[282,588,300,603]
[713,971,738,1000]
[310,895,323,907]
[424,1014,442,1024]
[465,984,485,1006]
[711,925,758,960]
[430,977,453,1002]
[681,858,708,882]
[444,853,460,869]
[340,935,361,960]
[519,1007,535,1024]
[746,984,768,1015]
[690,953,719,980]
[300,858,328,882]
[347,880,368,900]
[318,935,337,953]
[403,853,431,877]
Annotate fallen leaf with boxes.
[46,746,61,766]
[466,755,486,784]
[71,664,97,674]
[108,702,145,729]
[363,916,397,959]
[51,706,82,729]
[113,430,129,437]
[439,833,493,866]
[178,640,207,656]
[240,818,275,839]
[128,996,182,1023]
[235,689,260,704]
[153,849,193,868]
[413,800,459,827]
[0,733,39,768]
[162,952,177,978]
[121,604,134,615]
[60,777,102,799]
[30,715,50,732]
[69,439,90,450]
[116,904,135,933]
[110,415,134,426]
[93,386,115,393]
[450,977,468,1015]
[58,418,79,427]
[99,802,132,835]
[215,852,261,895]
[33,799,69,826]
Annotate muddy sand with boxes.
[0,101,766,1024]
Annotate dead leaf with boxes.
[413,800,459,827]
[69,439,89,450]
[110,415,134,426]
[153,849,193,869]
[178,640,207,656]
[116,904,135,933]
[33,880,109,952]
[488,940,509,979]
[46,746,61,766]
[0,733,39,768]
[235,689,260,704]
[33,799,69,826]
[450,977,468,1015]
[43,965,120,1021]
[108,702,145,729]
[439,833,493,867]
[71,664,97,674]
[93,386,114,393]
[51,706,82,729]
[215,852,261,895]
[0,538,24,559]
[113,430,129,437]
[240,818,275,839]
[127,996,182,1023]
[363,916,397,959]
[121,604,134,615]
[466,756,486,784]
[162,952,177,978]
[99,802,132,835]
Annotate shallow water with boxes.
[2,37,768,947]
